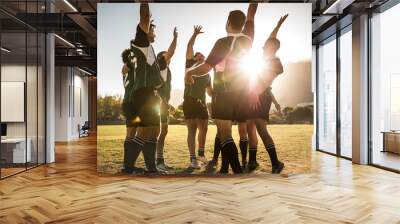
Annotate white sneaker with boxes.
[190,159,200,169]
[156,163,169,172]
[197,156,208,164]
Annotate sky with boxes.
[98,3,311,96]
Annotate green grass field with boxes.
[97,124,313,174]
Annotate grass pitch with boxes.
[97,124,313,174]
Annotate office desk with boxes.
[382,131,400,154]
[1,138,31,164]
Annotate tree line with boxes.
[97,95,313,125]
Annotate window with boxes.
[339,29,352,158]
[317,36,337,154]
[370,3,400,171]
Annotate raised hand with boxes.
[269,14,289,39]
[277,14,288,26]
[173,27,178,39]
[193,25,204,36]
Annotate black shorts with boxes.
[160,100,169,124]
[123,88,161,127]
[211,91,248,122]
[247,91,272,121]
[183,97,209,120]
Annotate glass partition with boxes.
[317,36,337,154]
[1,31,28,177]
[0,1,46,179]
[339,28,352,158]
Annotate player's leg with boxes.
[196,101,209,164]
[122,126,140,173]
[254,118,284,173]
[186,119,199,168]
[215,119,242,174]
[238,122,249,169]
[136,126,159,173]
[156,122,169,171]
[215,119,230,173]
[205,131,220,173]
[246,120,259,171]
[156,101,170,171]
[136,89,161,173]
[196,118,208,164]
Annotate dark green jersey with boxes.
[213,70,230,94]
[184,74,211,104]
[122,46,139,103]
[158,67,172,102]
[129,43,162,91]
[123,66,136,103]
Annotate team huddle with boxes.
[121,3,288,175]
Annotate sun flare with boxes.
[240,50,265,84]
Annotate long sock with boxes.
[143,139,157,172]
[213,136,221,162]
[157,147,164,162]
[219,139,230,173]
[222,138,242,174]
[189,147,196,159]
[249,147,257,163]
[198,148,205,157]
[266,143,279,167]
[156,157,164,164]
[123,137,144,171]
[239,139,248,165]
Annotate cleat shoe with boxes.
[216,170,228,175]
[197,156,208,164]
[156,161,170,172]
[272,161,285,174]
[131,167,146,175]
[241,161,247,171]
[121,167,133,174]
[205,160,217,173]
[247,161,259,172]
[189,158,200,169]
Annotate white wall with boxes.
[55,67,89,141]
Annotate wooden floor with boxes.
[1,136,400,224]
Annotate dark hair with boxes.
[157,51,167,61]
[228,10,246,30]
[121,49,130,64]
[194,52,203,58]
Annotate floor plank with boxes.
[0,136,400,224]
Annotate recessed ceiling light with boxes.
[63,0,78,12]
[1,47,11,53]
[78,67,92,76]
[54,34,75,48]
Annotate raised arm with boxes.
[242,3,258,40]
[164,27,178,62]
[269,14,288,39]
[246,3,258,22]
[139,3,151,33]
[185,63,213,84]
[186,25,204,60]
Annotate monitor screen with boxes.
[1,123,7,137]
